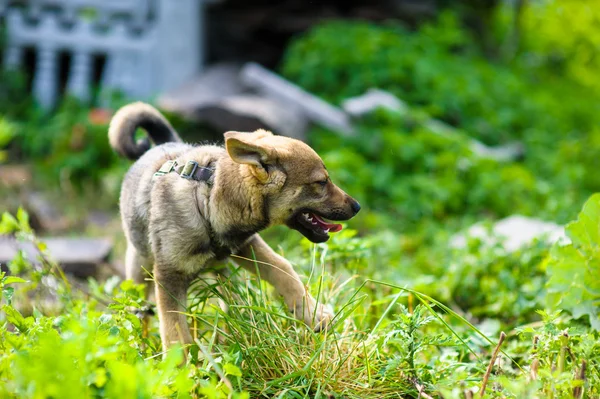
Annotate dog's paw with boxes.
[310,302,334,332]
[290,296,334,332]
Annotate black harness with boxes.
[153,160,214,184]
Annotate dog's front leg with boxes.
[154,268,194,353]
[234,234,333,331]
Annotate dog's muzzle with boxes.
[287,199,360,243]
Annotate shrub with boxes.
[281,12,600,225]
[546,193,600,330]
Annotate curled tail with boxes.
[108,102,182,160]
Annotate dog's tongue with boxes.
[311,213,343,233]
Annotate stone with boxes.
[158,63,308,139]
[86,210,113,229]
[193,95,308,140]
[157,63,245,118]
[424,119,524,162]
[24,192,70,232]
[342,88,409,117]
[0,237,112,278]
[0,165,32,188]
[342,88,524,162]
[240,62,355,136]
[449,215,568,253]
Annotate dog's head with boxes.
[225,130,360,243]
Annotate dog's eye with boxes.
[315,179,328,187]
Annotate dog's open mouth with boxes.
[289,211,343,243]
[299,212,343,234]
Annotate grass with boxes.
[1,209,598,398]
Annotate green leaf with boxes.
[565,193,600,252]
[92,368,108,388]
[2,287,14,305]
[4,276,27,285]
[37,241,47,252]
[583,259,600,296]
[546,245,585,296]
[2,304,29,332]
[224,363,242,378]
[8,250,30,274]
[16,207,32,233]
[546,193,600,330]
[572,301,600,331]
[0,212,19,234]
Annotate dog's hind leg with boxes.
[125,243,151,283]
[125,243,155,338]
[154,268,194,354]
[233,234,334,332]
[125,242,144,284]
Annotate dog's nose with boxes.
[350,199,361,214]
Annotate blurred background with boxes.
[0,0,598,328]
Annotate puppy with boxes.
[108,102,360,352]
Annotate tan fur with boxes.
[109,103,360,353]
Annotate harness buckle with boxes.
[154,160,177,177]
[180,161,199,179]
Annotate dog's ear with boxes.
[224,131,273,166]
[253,129,273,137]
[225,131,275,182]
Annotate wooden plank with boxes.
[158,63,245,118]
[0,237,112,278]
[158,63,309,140]
[240,62,355,136]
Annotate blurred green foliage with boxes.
[1,2,598,229]
[310,110,552,230]
[281,5,600,228]
[546,194,600,330]
[17,99,128,190]
[521,0,600,93]
[281,9,600,144]
[275,0,600,338]
[0,117,16,163]
[0,65,129,196]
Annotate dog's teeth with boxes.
[324,228,330,233]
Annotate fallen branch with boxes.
[479,331,506,397]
